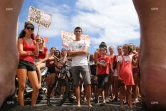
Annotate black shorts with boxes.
[90,65,96,76]
[97,74,108,89]
[18,60,36,71]
[47,67,55,73]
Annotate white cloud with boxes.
[22,0,140,49]
[32,0,72,38]
[72,0,140,46]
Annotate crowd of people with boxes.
[1,1,166,111]
[15,22,141,111]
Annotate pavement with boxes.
[7,97,147,111]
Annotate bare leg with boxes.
[119,86,125,107]
[75,85,81,107]
[133,0,166,110]
[133,73,139,103]
[28,71,39,106]
[114,76,119,100]
[127,86,133,108]
[17,69,27,106]
[85,84,92,106]
[0,0,24,107]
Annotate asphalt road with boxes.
[8,97,147,111]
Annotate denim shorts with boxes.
[18,60,36,71]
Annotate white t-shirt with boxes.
[117,55,132,63]
[68,40,89,66]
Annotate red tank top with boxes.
[38,47,48,59]
[19,38,35,63]
[109,55,115,69]
[46,58,55,67]
[97,53,102,59]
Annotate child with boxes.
[117,44,135,109]
[95,43,110,105]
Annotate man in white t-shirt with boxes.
[68,27,92,107]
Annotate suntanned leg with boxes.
[36,63,45,88]
[133,73,139,103]
[28,71,39,106]
[127,86,133,108]
[17,69,27,106]
[133,0,166,110]
[75,85,81,107]
[0,0,24,107]
[85,84,92,106]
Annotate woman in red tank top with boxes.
[17,22,40,106]
[45,47,56,98]
[111,46,122,102]
[105,46,115,102]
[117,44,135,109]
[35,36,48,88]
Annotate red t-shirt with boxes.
[97,56,110,74]
[38,47,48,59]
[19,38,35,63]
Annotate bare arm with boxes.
[34,41,39,56]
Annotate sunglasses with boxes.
[118,49,122,50]
[36,39,41,42]
[26,26,34,31]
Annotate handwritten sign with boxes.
[28,6,52,28]
[61,31,90,48]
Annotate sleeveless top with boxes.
[120,56,135,86]
[19,38,35,63]
[46,57,55,67]
[38,47,48,59]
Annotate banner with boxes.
[61,31,90,48]
[28,6,52,28]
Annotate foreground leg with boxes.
[133,0,166,110]
[0,0,24,107]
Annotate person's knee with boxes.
[19,84,26,91]
[127,88,132,95]
[36,65,41,71]
[33,85,39,92]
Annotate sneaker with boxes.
[71,95,76,100]
[59,95,63,99]
[135,98,139,103]
[90,97,93,101]
[84,97,87,102]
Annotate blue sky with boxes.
[18,0,140,54]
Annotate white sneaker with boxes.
[84,97,87,102]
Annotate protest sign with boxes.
[61,31,90,48]
[28,6,52,29]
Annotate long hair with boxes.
[40,37,45,47]
[18,21,35,40]
[54,50,61,59]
